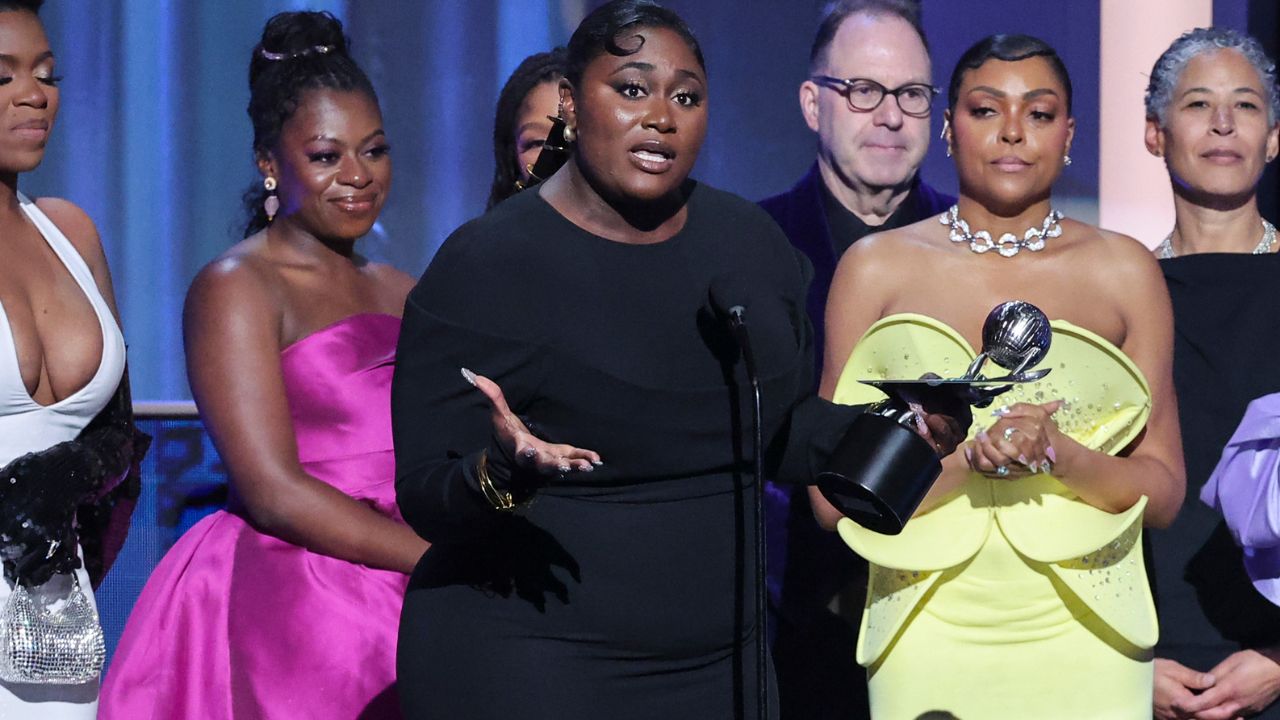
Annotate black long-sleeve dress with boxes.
[392,183,853,719]
[1149,251,1280,718]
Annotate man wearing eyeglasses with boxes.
[759,2,953,719]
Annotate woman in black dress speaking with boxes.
[392,2,959,717]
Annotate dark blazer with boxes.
[758,162,953,720]
[760,162,955,370]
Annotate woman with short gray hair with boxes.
[1143,26,1280,720]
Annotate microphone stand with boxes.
[726,305,767,720]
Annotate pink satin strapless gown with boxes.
[101,314,410,719]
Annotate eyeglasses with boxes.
[810,76,938,118]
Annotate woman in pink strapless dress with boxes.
[102,316,411,718]
[100,12,427,719]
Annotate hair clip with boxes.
[259,44,335,62]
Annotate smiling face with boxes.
[514,80,560,183]
[562,26,707,205]
[0,9,57,177]
[1147,48,1280,203]
[260,88,391,242]
[947,56,1074,214]
[801,13,932,194]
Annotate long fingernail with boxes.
[964,446,973,463]
[977,430,989,442]
[914,414,928,435]
[460,367,478,386]
[591,459,604,466]
[580,464,595,473]
[558,464,571,473]
[1018,454,1029,466]
[1046,446,1057,463]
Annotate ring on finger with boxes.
[995,465,1009,477]
[1003,427,1018,442]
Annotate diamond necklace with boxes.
[940,204,1064,257]
[1156,218,1277,259]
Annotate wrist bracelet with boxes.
[476,450,518,513]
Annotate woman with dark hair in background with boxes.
[391,1,964,717]
[0,0,145,716]
[100,11,425,719]
[1142,27,1280,720]
[0,0,146,712]
[487,47,567,208]
[814,34,1184,718]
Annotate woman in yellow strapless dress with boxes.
[810,35,1186,719]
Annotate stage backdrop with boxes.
[20,0,1262,401]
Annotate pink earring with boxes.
[263,177,279,222]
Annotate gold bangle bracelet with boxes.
[476,450,517,512]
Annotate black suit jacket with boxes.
[760,162,955,370]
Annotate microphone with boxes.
[707,275,758,380]
[708,275,768,720]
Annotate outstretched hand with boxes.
[462,368,601,476]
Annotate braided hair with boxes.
[242,11,379,237]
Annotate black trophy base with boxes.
[816,412,942,535]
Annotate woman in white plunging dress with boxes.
[0,1,138,716]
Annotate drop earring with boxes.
[1063,154,1072,166]
[562,124,577,144]
[263,176,279,222]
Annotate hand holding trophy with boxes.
[817,301,1053,534]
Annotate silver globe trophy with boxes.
[816,301,1053,534]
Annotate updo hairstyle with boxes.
[242,11,379,236]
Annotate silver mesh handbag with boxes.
[0,574,105,684]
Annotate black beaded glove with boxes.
[0,371,148,587]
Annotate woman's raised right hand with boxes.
[462,368,602,475]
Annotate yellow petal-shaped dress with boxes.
[832,314,1156,719]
